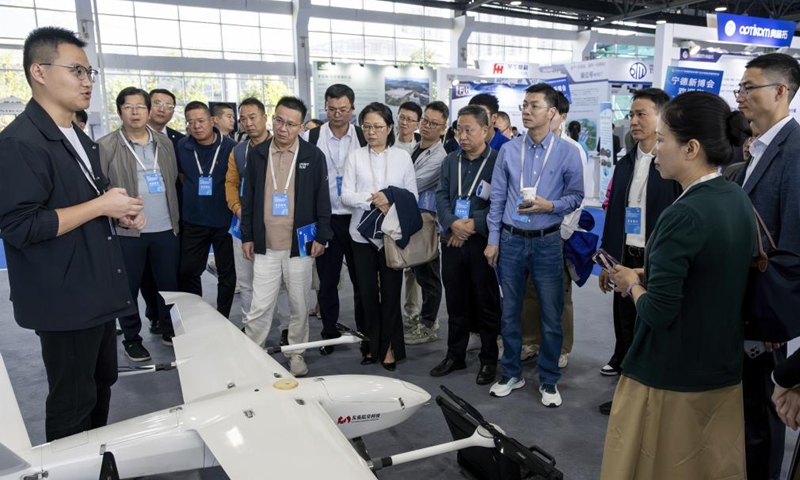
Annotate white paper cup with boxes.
[521,187,537,201]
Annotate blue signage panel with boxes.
[543,77,572,104]
[717,13,797,48]
[664,66,724,97]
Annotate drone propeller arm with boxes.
[118,362,177,377]
[266,335,361,354]
[368,426,495,471]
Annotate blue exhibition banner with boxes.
[664,66,724,97]
[543,77,572,103]
[717,13,797,48]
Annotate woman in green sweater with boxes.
[600,91,756,480]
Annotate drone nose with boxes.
[400,381,431,407]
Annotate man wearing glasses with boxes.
[734,53,800,480]
[148,88,184,153]
[306,84,367,354]
[496,111,514,140]
[241,96,332,377]
[484,83,583,407]
[395,101,422,155]
[0,27,144,441]
[175,101,237,318]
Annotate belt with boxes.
[503,223,560,238]
[625,245,645,257]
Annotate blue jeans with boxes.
[498,228,564,384]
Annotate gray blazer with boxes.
[97,127,181,237]
[736,118,800,255]
[412,140,447,195]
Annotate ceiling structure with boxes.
[386,0,800,34]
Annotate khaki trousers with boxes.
[521,263,573,354]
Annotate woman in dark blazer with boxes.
[600,91,756,479]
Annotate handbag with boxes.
[384,211,439,269]
[743,208,800,342]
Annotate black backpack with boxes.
[308,124,367,148]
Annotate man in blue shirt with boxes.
[469,93,511,152]
[484,83,583,407]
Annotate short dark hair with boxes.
[458,105,489,127]
[23,26,87,86]
[306,119,323,129]
[239,97,265,115]
[74,109,87,124]
[185,101,211,117]
[524,83,559,108]
[211,103,234,117]
[115,87,150,113]
[496,111,510,124]
[555,91,570,115]
[660,91,751,167]
[359,102,396,147]
[325,84,355,106]
[149,88,177,104]
[276,96,308,122]
[746,53,800,102]
[425,101,449,122]
[567,121,581,141]
[632,88,670,110]
[468,93,500,115]
[398,101,422,122]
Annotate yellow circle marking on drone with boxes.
[273,379,299,390]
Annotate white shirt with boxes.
[745,115,792,185]
[625,145,653,248]
[341,146,418,245]
[59,125,98,194]
[314,123,359,215]
[394,139,416,155]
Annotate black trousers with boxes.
[315,214,364,339]
[411,254,442,329]
[38,321,117,442]
[607,248,645,370]
[442,235,500,365]
[118,231,179,343]
[179,222,236,318]
[352,241,406,362]
[744,347,787,480]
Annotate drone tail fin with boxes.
[0,354,32,463]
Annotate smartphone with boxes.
[592,249,620,272]
[517,201,534,210]
[744,340,766,359]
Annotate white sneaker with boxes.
[289,355,308,377]
[489,376,526,398]
[600,364,621,376]
[520,344,539,361]
[539,383,562,408]
[558,353,569,369]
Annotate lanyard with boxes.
[322,123,355,176]
[675,171,721,202]
[194,139,222,177]
[269,143,299,193]
[458,151,489,199]
[519,134,555,192]
[120,129,159,172]
[368,148,390,191]
[74,153,101,196]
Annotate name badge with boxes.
[145,172,165,194]
[454,199,471,220]
[198,176,213,196]
[229,215,242,240]
[625,207,642,235]
[272,192,290,216]
[418,190,437,212]
[336,176,343,197]
[511,194,532,224]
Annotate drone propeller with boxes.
[336,323,369,341]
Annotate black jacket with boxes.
[600,146,682,262]
[240,137,333,257]
[0,99,135,331]
[165,126,185,153]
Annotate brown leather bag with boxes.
[384,211,439,270]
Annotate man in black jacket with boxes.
[241,96,332,377]
[597,88,680,414]
[0,27,144,441]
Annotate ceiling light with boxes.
[656,17,667,25]
[714,2,727,11]
[509,1,522,5]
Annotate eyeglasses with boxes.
[455,127,479,137]
[120,104,148,112]
[186,118,208,128]
[38,63,98,83]
[420,118,444,129]
[152,99,175,110]
[362,124,387,132]
[273,116,302,130]
[519,103,551,112]
[325,106,352,116]
[397,114,419,124]
[733,83,782,98]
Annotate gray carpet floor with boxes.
[0,268,797,479]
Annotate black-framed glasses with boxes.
[519,103,551,112]
[734,83,781,98]
[273,116,302,130]
[325,106,352,116]
[38,63,98,83]
[420,118,444,129]
[397,114,419,124]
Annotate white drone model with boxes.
[0,292,562,480]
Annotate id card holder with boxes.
[198,176,213,196]
[336,176,343,197]
[454,199,471,220]
[272,192,290,216]
[145,172,165,194]
[418,190,436,212]
[229,215,242,240]
[511,194,531,223]
[625,207,642,235]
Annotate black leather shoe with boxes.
[430,358,467,377]
[476,364,497,385]
[280,329,289,346]
[382,361,396,371]
[319,345,335,355]
[599,401,613,416]
[361,356,376,365]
